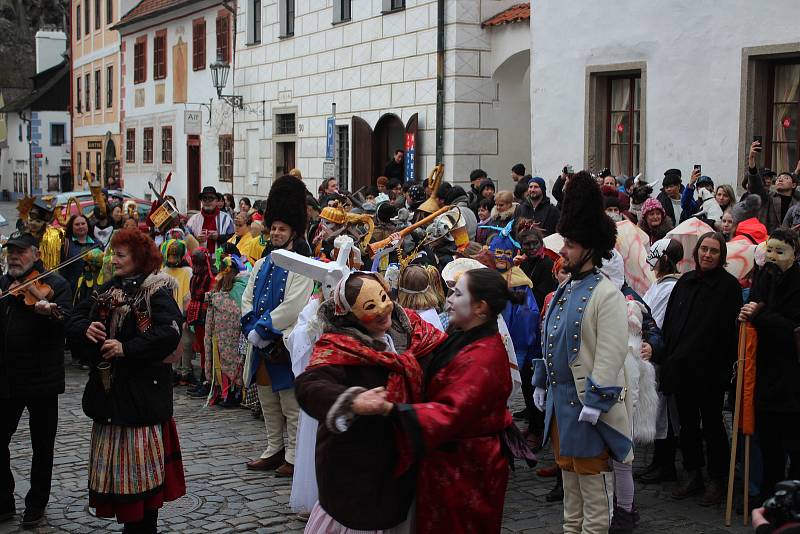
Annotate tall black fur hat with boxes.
[557,170,617,260]
[264,175,308,236]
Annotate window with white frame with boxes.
[334,0,351,23]
[279,0,295,38]
[248,0,261,44]
[382,0,404,13]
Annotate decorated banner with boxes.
[404,133,416,183]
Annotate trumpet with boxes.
[368,205,450,255]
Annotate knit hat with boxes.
[528,176,547,195]
[731,194,762,224]
[662,173,681,188]
[376,201,399,224]
[556,170,617,260]
[478,179,495,195]
[641,197,666,219]
[408,184,427,208]
[696,175,714,189]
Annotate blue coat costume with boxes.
[534,271,633,462]
[241,255,295,391]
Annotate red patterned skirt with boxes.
[89,418,186,523]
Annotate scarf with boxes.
[186,248,213,324]
[308,308,446,403]
[202,207,221,251]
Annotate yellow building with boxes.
[71,0,122,190]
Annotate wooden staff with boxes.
[368,205,450,255]
[725,324,747,526]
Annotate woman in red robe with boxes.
[364,268,520,534]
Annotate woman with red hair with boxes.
[67,229,186,533]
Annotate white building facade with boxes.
[0,32,70,197]
[232,0,533,197]
[116,0,237,211]
[530,0,800,188]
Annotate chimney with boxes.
[35,30,67,73]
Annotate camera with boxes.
[763,480,800,528]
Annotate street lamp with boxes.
[210,51,243,109]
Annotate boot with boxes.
[638,465,677,484]
[671,470,704,499]
[578,472,614,534]
[698,478,724,507]
[561,470,583,534]
[546,470,564,502]
[608,505,636,534]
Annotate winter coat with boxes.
[68,273,183,426]
[659,267,742,394]
[513,196,560,236]
[0,268,72,399]
[745,167,800,233]
[638,216,674,245]
[518,254,557,309]
[294,303,445,531]
[748,263,800,413]
[449,194,478,240]
[732,217,768,244]
[656,191,682,228]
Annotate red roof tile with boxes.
[481,3,530,28]
[117,0,195,28]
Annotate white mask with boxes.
[445,275,474,329]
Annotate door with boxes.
[276,141,295,176]
[351,116,373,192]
[372,114,404,183]
[187,135,201,210]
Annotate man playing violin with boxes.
[0,232,72,529]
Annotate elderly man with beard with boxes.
[739,228,800,499]
[0,232,72,528]
[514,176,560,236]
[185,186,235,253]
[242,176,314,478]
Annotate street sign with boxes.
[322,161,335,180]
[325,117,335,160]
[404,133,415,182]
[184,110,202,135]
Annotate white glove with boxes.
[247,329,270,349]
[578,405,601,426]
[533,387,546,412]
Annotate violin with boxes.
[6,270,62,319]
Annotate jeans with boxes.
[0,396,59,513]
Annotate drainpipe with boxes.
[435,0,444,165]
[224,0,237,199]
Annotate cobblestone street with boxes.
[2,364,752,533]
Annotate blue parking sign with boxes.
[326,117,335,160]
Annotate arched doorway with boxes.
[104,134,119,189]
[486,50,531,189]
[373,113,405,184]
[351,113,419,193]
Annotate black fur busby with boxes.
[264,175,308,236]
[557,170,617,262]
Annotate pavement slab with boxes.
[0,357,753,533]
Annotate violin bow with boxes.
[0,242,104,303]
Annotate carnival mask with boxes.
[764,238,795,273]
[351,277,393,324]
[485,220,520,273]
[493,248,515,272]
